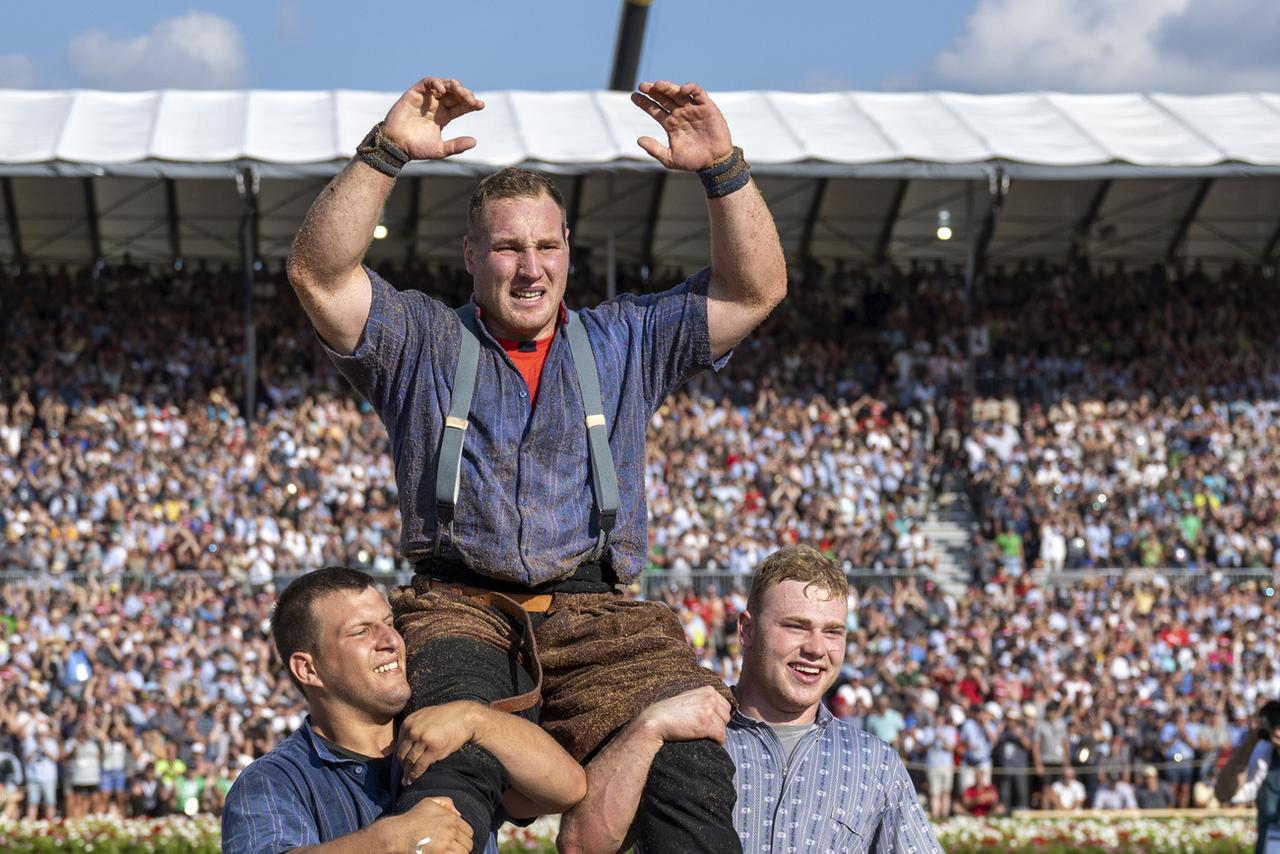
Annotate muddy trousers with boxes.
[394,634,741,854]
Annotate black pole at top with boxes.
[609,0,652,91]
[236,167,259,425]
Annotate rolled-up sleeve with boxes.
[222,763,317,854]
[594,268,730,413]
[319,266,457,418]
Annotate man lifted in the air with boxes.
[287,74,786,853]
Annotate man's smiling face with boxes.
[309,586,410,720]
[740,579,848,724]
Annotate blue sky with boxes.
[1,0,1278,94]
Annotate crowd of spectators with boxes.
[0,258,947,584]
[2,256,1280,821]
[963,262,1280,580]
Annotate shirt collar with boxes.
[300,716,347,766]
[300,715,384,768]
[729,692,835,730]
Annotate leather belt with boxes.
[430,582,556,613]
[418,579,545,715]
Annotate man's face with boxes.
[740,579,848,723]
[464,193,569,342]
[305,586,410,720]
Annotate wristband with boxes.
[697,147,750,199]
[356,122,411,178]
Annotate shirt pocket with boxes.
[814,817,865,853]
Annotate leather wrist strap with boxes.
[697,146,751,198]
[356,121,411,178]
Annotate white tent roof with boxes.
[1,89,1278,269]
[3,89,1280,178]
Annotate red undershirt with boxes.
[495,334,553,404]
[484,303,568,407]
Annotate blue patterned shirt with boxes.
[725,704,943,854]
[324,267,723,585]
[221,716,498,854]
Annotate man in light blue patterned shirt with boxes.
[560,546,942,853]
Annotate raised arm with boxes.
[631,81,786,360]
[287,77,484,353]
[1215,724,1266,805]
[396,701,586,818]
[557,687,731,854]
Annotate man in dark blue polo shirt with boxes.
[221,567,585,854]
[287,75,786,852]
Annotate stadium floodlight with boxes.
[936,209,952,241]
[372,223,388,240]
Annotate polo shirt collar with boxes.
[300,715,390,768]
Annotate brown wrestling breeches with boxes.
[390,577,734,761]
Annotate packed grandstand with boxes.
[2,254,1277,821]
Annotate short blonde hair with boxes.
[747,545,847,614]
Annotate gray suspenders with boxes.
[433,305,620,561]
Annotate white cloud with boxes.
[929,0,1280,93]
[66,12,248,90]
[0,53,37,88]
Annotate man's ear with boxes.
[463,235,475,276]
[739,610,754,650]
[290,651,323,690]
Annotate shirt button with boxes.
[519,389,528,398]
[354,766,364,775]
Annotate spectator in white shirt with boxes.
[1049,765,1087,811]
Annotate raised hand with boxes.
[631,80,734,172]
[384,77,485,161]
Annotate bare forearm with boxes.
[471,709,586,816]
[290,816,396,854]
[705,179,786,355]
[288,159,393,288]
[558,720,663,854]
[1215,731,1259,803]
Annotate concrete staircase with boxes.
[920,475,977,599]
